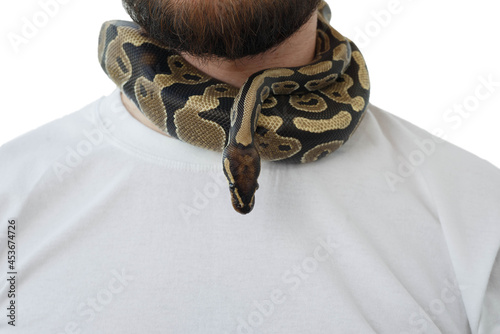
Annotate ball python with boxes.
[98,1,370,215]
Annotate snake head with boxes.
[222,144,261,214]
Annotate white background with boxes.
[1,0,499,168]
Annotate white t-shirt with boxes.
[1,88,499,334]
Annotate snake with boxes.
[98,1,370,215]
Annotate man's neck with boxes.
[121,11,318,137]
[181,11,318,88]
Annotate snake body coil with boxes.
[98,1,370,214]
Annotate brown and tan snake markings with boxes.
[98,1,370,214]
[175,84,238,151]
[289,93,328,113]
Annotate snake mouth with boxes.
[229,184,256,215]
[234,203,253,215]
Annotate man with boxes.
[0,1,498,333]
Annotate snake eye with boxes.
[229,183,236,190]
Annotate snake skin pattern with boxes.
[98,1,370,214]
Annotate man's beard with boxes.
[122,0,322,60]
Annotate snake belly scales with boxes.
[98,1,370,215]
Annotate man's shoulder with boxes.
[0,95,106,191]
[366,103,500,219]
[366,103,500,178]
